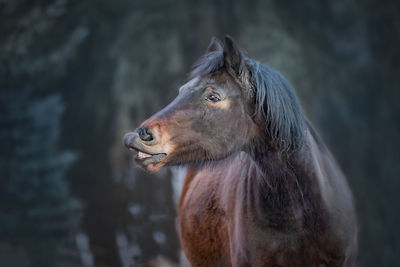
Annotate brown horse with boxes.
[124,36,357,267]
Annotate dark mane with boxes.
[190,51,307,153]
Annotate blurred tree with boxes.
[0,1,83,266]
[0,92,81,267]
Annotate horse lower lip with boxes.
[135,153,166,164]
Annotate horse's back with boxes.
[307,128,358,265]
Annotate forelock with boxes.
[189,51,224,79]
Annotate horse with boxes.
[124,36,358,267]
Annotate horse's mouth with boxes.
[129,147,167,169]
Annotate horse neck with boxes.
[244,134,323,230]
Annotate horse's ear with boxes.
[206,37,223,53]
[223,36,249,78]
[223,35,242,73]
[223,36,253,96]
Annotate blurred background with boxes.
[1,0,399,266]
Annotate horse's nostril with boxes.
[138,127,154,142]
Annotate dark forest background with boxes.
[1,0,399,266]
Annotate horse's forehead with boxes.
[178,77,201,94]
[178,72,236,94]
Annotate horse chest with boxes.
[178,170,231,266]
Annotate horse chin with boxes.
[143,162,166,173]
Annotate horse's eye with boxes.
[206,94,221,103]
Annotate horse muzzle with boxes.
[124,131,167,172]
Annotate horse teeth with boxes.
[138,151,151,159]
